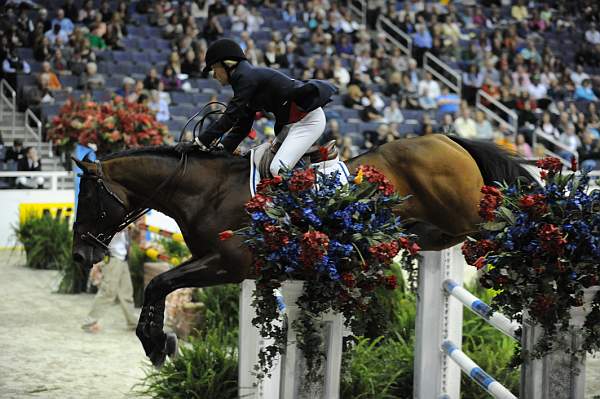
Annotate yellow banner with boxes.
[19,203,75,224]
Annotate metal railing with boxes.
[475,90,519,136]
[423,52,462,94]
[348,0,366,27]
[0,171,71,190]
[24,108,42,142]
[532,129,578,165]
[0,79,16,137]
[377,16,412,57]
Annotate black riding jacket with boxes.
[198,60,337,152]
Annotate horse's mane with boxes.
[99,146,238,162]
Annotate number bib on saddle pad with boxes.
[249,142,350,197]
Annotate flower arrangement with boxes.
[47,96,169,155]
[221,165,420,383]
[462,157,600,360]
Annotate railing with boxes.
[475,90,519,137]
[377,16,412,57]
[0,79,16,139]
[0,171,71,191]
[24,108,42,142]
[348,0,366,27]
[531,129,578,165]
[424,52,462,94]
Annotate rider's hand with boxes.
[174,138,206,154]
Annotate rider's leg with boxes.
[269,107,326,176]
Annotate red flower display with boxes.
[478,185,503,221]
[357,165,396,196]
[461,239,496,266]
[218,230,234,241]
[537,224,566,255]
[288,168,316,192]
[245,193,270,213]
[535,157,562,174]
[299,230,329,266]
[47,96,169,155]
[519,193,548,215]
[398,236,421,255]
[256,175,283,193]
[368,240,400,264]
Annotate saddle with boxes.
[258,133,339,178]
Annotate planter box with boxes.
[239,279,344,399]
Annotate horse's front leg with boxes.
[136,252,245,367]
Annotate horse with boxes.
[72,133,530,367]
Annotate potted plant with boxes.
[462,157,600,361]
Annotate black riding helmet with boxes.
[202,38,247,78]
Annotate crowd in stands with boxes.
[0,0,599,174]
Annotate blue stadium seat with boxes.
[170,91,194,105]
[41,103,61,120]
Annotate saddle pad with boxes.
[249,145,350,197]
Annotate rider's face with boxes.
[212,64,229,86]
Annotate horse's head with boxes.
[72,157,130,268]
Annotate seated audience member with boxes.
[40,61,62,91]
[78,62,105,90]
[579,130,600,171]
[454,106,477,139]
[418,72,441,110]
[143,68,161,91]
[2,49,31,89]
[436,86,460,116]
[319,119,342,146]
[440,113,456,135]
[45,23,69,45]
[574,80,599,102]
[25,75,54,119]
[399,73,419,109]
[5,139,25,165]
[474,111,494,140]
[383,100,404,124]
[16,147,44,189]
[115,77,135,98]
[52,8,74,35]
[342,84,364,110]
[515,133,533,158]
[558,124,581,160]
[127,80,146,103]
[148,90,170,122]
[161,65,182,91]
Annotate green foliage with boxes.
[139,285,240,398]
[128,242,146,307]
[159,237,190,259]
[13,213,86,293]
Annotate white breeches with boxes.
[270,107,326,177]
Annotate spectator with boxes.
[161,65,181,91]
[105,13,126,50]
[51,48,69,75]
[527,74,549,101]
[454,106,477,139]
[570,65,590,87]
[585,23,600,45]
[384,71,403,98]
[574,79,599,102]
[143,68,160,91]
[99,0,113,22]
[5,138,25,164]
[51,8,74,35]
[383,99,404,124]
[400,72,419,109]
[342,84,363,110]
[319,119,342,146]
[68,51,87,76]
[79,62,105,90]
[339,136,359,160]
[16,147,44,189]
[148,90,169,122]
[417,72,441,110]
[33,36,52,62]
[24,75,54,119]
[515,133,533,157]
[63,0,78,21]
[536,111,560,140]
[181,49,202,78]
[2,49,31,89]
[558,123,581,160]
[45,23,69,45]
[579,130,600,171]
[115,76,135,98]
[511,0,529,22]
[359,90,383,122]
[475,110,494,140]
[263,42,278,68]
[202,15,223,43]
[127,80,145,103]
[440,113,456,135]
[412,23,432,66]
[87,22,108,50]
[437,86,461,116]
[40,61,62,91]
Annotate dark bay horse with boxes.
[72,134,528,366]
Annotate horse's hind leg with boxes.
[137,253,244,367]
[407,222,469,251]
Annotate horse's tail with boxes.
[447,135,535,186]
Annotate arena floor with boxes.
[0,249,599,398]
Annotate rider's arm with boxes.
[220,110,255,153]
[198,76,257,151]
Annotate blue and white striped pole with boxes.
[443,279,520,341]
[442,340,518,399]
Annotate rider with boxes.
[190,38,337,177]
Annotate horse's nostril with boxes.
[73,253,85,263]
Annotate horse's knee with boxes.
[144,275,170,304]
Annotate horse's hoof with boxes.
[149,348,167,369]
[165,332,178,359]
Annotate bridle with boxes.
[79,102,227,252]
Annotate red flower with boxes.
[245,193,270,213]
[535,157,562,174]
[357,165,396,195]
[256,175,284,193]
[474,257,487,270]
[478,185,503,221]
[341,272,356,288]
[540,170,548,180]
[537,224,566,255]
[462,239,496,266]
[289,168,316,192]
[398,237,420,255]
[368,241,400,264]
[299,230,329,267]
[218,230,234,240]
[319,146,328,161]
[385,275,398,289]
[571,157,578,172]
[519,194,547,215]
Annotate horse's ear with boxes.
[72,157,90,172]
